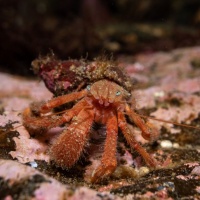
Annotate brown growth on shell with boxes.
[31,54,133,97]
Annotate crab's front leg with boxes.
[50,107,94,169]
[40,89,88,114]
[90,112,118,183]
[23,89,87,120]
[118,111,157,168]
[22,98,89,135]
[23,107,64,134]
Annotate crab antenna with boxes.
[1,124,24,134]
[136,113,200,130]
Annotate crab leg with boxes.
[23,107,65,134]
[91,112,118,183]
[22,99,89,134]
[40,89,88,113]
[50,107,94,169]
[125,104,159,142]
[118,111,156,168]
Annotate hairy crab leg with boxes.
[40,89,88,113]
[22,107,64,134]
[125,104,159,142]
[118,111,157,168]
[22,99,89,134]
[50,107,94,169]
[91,112,118,183]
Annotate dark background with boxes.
[1,0,200,76]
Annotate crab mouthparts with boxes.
[98,99,110,107]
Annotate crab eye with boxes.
[116,91,121,96]
[86,85,91,91]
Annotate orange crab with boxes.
[23,80,159,183]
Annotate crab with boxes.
[23,77,159,183]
